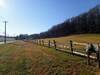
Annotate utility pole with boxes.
[3,21,8,44]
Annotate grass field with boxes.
[0,41,98,75]
[43,34,100,44]
[40,34,100,53]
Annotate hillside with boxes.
[43,34,100,44]
[29,4,100,39]
[16,4,100,40]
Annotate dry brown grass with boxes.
[43,34,100,44]
[0,41,98,75]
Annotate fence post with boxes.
[38,40,40,45]
[37,40,40,45]
[36,40,38,44]
[37,40,38,45]
[53,40,57,50]
[42,40,44,46]
[70,40,74,55]
[97,43,100,68]
[33,40,35,44]
[48,40,51,48]
[35,40,37,44]
[87,51,90,65]
[39,40,41,45]
[33,40,34,43]
[40,40,42,46]
[86,43,90,65]
[34,40,36,44]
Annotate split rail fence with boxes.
[32,40,100,68]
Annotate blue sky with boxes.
[0,0,99,36]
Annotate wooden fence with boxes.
[33,39,100,68]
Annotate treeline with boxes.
[16,5,100,40]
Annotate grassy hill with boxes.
[43,34,100,44]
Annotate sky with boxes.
[0,0,99,36]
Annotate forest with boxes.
[16,5,100,40]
